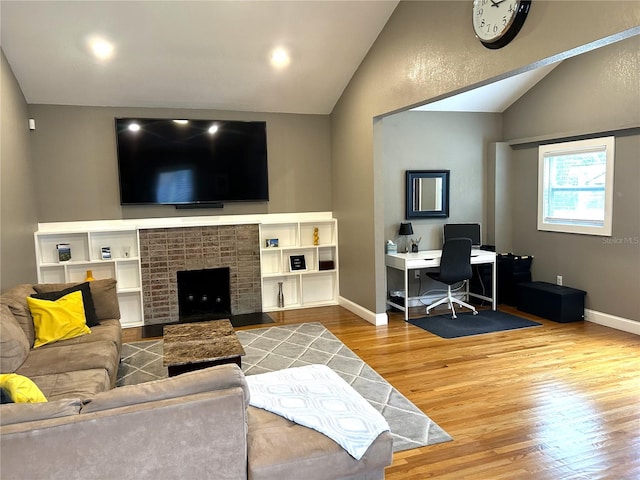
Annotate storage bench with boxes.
[516,281,586,323]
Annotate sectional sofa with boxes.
[0,279,393,479]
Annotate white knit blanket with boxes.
[246,364,390,460]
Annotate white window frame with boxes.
[537,136,615,237]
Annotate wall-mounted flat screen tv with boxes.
[115,118,268,206]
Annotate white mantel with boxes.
[36,211,335,234]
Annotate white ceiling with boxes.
[412,62,560,113]
[1,0,555,116]
[0,0,399,115]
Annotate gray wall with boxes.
[503,37,640,321]
[486,143,514,253]
[330,0,639,314]
[381,111,501,249]
[0,50,38,290]
[28,105,332,222]
[503,36,640,142]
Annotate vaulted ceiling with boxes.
[1,1,398,115]
[1,0,554,115]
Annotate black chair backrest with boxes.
[438,237,473,284]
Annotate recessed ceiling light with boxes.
[89,38,114,60]
[128,123,140,132]
[173,119,189,124]
[208,124,219,134]
[270,48,290,68]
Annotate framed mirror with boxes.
[406,170,450,218]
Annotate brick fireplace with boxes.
[139,224,261,325]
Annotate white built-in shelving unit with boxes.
[34,212,339,326]
[259,219,339,311]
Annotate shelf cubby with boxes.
[89,230,139,260]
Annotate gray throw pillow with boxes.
[34,278,120,321]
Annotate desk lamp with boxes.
[398,222,414,253]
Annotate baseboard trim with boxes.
[338,296,388,326]
[585,309,639,335]
[335,300,639,334]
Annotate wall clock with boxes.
[472,0,531,49]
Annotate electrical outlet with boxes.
[414,270,421,279]
[556,275,563,286]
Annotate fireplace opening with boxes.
[177,268,231,322]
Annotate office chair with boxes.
[426,237,478,319]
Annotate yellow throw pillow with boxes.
[0,373,47,403]
[27,290,91,348]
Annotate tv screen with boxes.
[115,118,268,205]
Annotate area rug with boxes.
[117,322,452,452]
[409,309,542,339]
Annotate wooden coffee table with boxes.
[163,319,246,377]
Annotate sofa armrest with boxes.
[81,363,248,413]
[1,388,248,480]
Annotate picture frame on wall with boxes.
[289,254,306,271]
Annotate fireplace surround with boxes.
[139,225,261,326]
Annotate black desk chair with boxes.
[426,237,478,319]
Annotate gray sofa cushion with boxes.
[34,278,120,321]
[34,319,122,350]
[0,304,30,373]
[247,406,393,480]
[0,398,82,426]
[82,364,249,413]
[1,285,37,347]
[16,340,119,386]
[30,369,111,401]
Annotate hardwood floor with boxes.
[122,306,640,479]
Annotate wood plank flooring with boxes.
[122,305,640,479]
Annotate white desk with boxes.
[385,249,497,321]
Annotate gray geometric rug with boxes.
[117,322,452,452]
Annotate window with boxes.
[538,136,615,236]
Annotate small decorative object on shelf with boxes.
[85,270,95,282]
[277,282,285,308]
[121,246,131,258]
[101,246,112,260]
[319,260,335,271]
[265,238,279,248]
[313,227,319,246]
[56,243,71,262]
[289,255,307,271]
[385,240,397,254]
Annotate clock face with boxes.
[472,0,531,49]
